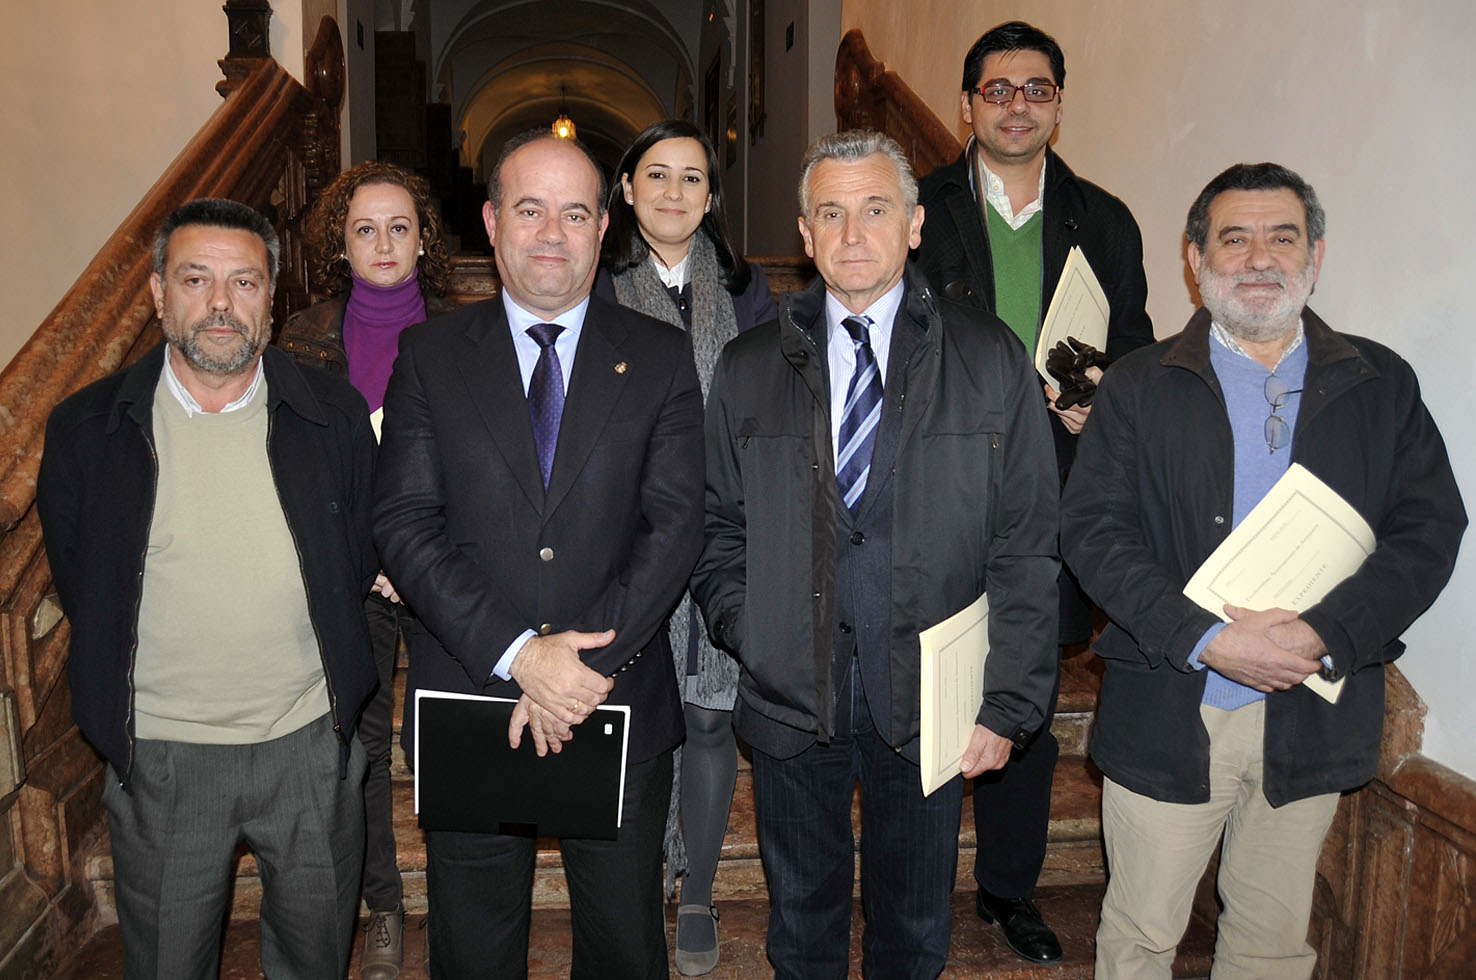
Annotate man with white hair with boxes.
[694,130,1059,979]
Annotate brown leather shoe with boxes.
[360,905,404,980]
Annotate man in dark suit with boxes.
[913,21,1155,963]
[693,130,1059,980]
[373,131,704,979]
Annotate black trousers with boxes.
[972,671,1060,896]
[971,561,1083,899]
[359,592,407,912]
[424,750,673,980]
[751,675,961,980]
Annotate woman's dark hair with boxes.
[304,160,451,297]
[603,120,751,294]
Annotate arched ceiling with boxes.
[428,0,701,178]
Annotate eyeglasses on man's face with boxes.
[972,81,1059,105]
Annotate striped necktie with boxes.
[526,322,565,488]
[836,315,883,512]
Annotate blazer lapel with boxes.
[455,301,548,512]
[542,303,630,515]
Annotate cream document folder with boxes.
[919,592,989,796]
[1182,464,1375,703]
[1034,246,1109,386]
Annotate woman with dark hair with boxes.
[278,160,453,980]
[599,119,777,976]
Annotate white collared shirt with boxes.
[161,347,265,418]
[825,279,904,464]
[971,138,1048,230]
[652,253,689,291]
[503,292,590,395]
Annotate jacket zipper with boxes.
[265,411,342,740]
[122,425,161,785]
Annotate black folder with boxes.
[414,692,630,840]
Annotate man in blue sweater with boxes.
[1061,163,1465,979]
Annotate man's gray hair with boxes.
[798,130,918,216]
[152,198,281,287]
[1185,162,1326,250]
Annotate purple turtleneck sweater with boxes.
[343,269,427,413]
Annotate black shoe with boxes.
[975,887,1063,963]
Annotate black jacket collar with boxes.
[108,342,328,434]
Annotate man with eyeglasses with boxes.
[1061,162,1465,979]
[913,20,1154,964]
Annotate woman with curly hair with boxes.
[277,160,453,980]
[598,120,777,976]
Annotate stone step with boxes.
[84,648,1109,920]
[53,882,1215,979]
[84,751,1107,922]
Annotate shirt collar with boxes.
[502,291,591,339]
[825,277,905,346]
[1210,318,1306,372]
[970,136,1047,230]
[161,347,265,418]
[652,253,688,290]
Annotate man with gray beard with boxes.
[38,199,379,978]
[1060,164,1465,980]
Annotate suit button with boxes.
[539,623,553,635]
[850,530,865,545]
[539,547,554,562]
[839,621,853,634]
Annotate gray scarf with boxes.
[610,228,737,401]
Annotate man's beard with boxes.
[1198,254,1317,345]
[165,311,264,376]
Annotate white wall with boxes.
[846,0,1476,777]
[1,1,308,369]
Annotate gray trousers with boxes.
[103,712,367,980]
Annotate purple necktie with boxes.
[526,323,565,488]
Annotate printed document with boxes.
[919,592,989,796]
[1034,246,1109,386]
[1182,464,1375,703]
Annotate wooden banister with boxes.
[0,7,343,974]
[834,29,961,179]
[0,25,342,532]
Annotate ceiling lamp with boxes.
[551,86,576,140]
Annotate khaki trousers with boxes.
[1096,701,1339,980]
